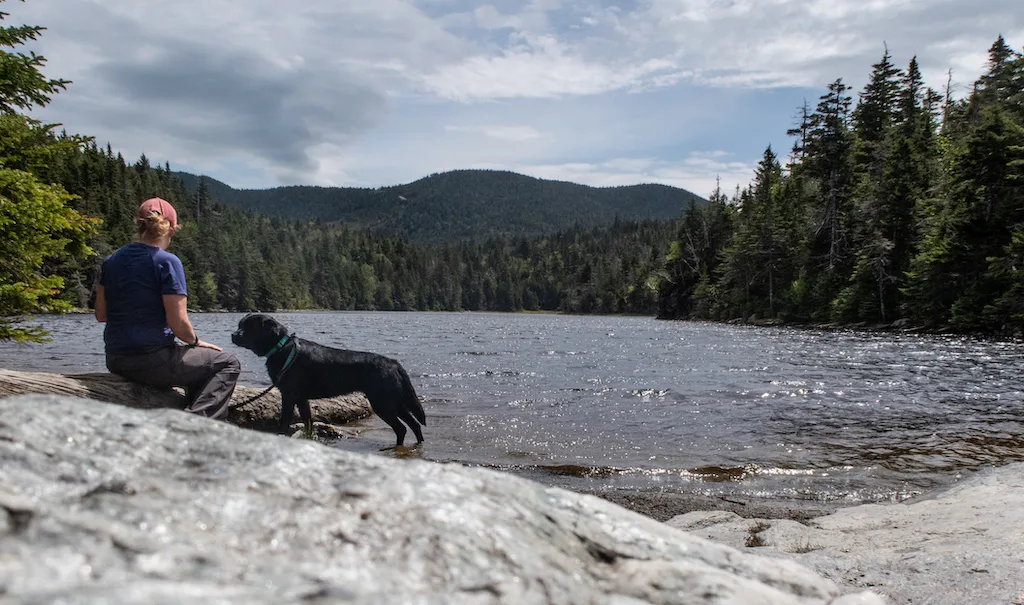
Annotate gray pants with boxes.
[106,346,241,420]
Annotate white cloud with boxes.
[473,151,758,199]
[422,33,685,100]
[11,0,1023,193]
[625,0,1021,94]
[416,0,1021,102]
[445,124,546,142]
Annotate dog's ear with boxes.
[261,315,288,338]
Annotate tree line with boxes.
[657,37,1024,334]
[42,143,678,317]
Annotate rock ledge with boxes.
[0,394,881,605]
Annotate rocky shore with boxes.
[667,465,1024,605]
[2,393,1020,604]
[1,394,882,604]
[590,489,846,524]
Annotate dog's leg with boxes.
[297,399,314,439]
[378,412,407,449]
[278,396,296,434]
[397,408,424,444]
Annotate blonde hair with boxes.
[136,211,173,240]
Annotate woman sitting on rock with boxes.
[93,197,239,420]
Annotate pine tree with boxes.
[975,35,1020,107]
[717,147,790,318]
[840,56,938,322]
[0,2,69,114]
[799,79,855,318]
[906,104,1024,327]
[852,46,902,170]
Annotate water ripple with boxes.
[4,311,1024,504]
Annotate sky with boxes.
[15,0,1024,198]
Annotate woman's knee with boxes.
[218,351,241,375]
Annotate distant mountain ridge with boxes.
[176,169,705,242]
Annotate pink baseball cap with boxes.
[136,197,178,231]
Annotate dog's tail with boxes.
[399,366,426,426]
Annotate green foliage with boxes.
[0,2,96,341]
[176,169,703,243]
[658,35,1024,334]
[0,2,69,114]
[0,166,97,341]
[28,139,679,317]
[656,183,734,319]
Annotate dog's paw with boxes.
[380,444,423,459]
[288,421,356,441]
[289,428,315,440]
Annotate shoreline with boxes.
[584,489,849,523]
[47,308,1024,340]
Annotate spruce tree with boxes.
[800,79,855,318]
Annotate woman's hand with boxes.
[196,340,223,352]
[163,295,225,352]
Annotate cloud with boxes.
[422,33,686,100]
[91,44,386,176]
[12,0,1023,193]
[18,0,459,180]
[473,151,759,199]
[421,0,1022,101]
[445,124,546,142]
[624,0,1022,93]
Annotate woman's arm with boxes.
[163,294,222,351]
[94,285,107,322]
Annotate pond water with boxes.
[3,311,1023,506]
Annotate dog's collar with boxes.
[263,334,294,359]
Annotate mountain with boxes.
[176,169,705,242]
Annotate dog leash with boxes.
[232,334,299,408]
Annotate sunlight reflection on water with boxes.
[3,311,1023,504]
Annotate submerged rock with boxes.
[0,395,882,604]
[669,465,1024,604]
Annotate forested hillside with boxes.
[176,169,702,242]
[657,37,1024,334]
[26,145,673,315]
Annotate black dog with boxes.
[231,313,425,447]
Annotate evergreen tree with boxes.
[0,2,96,341]
[905,104,1024,326]
[657,180,734,319]
[0,1,68,114]
[717,147,788,318]
[839,56,937,322]
[801,79,855,318]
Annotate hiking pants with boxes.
[106,345,240,420]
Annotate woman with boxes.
[94,197,240,420]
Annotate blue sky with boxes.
[17,0,1023,198]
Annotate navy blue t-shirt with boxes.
[100,242,188,355]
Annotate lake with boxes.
[2,311,1023,507]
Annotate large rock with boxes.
[0,395,881,605]
[668,465,1024,604]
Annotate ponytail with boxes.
[136,211,172,240]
